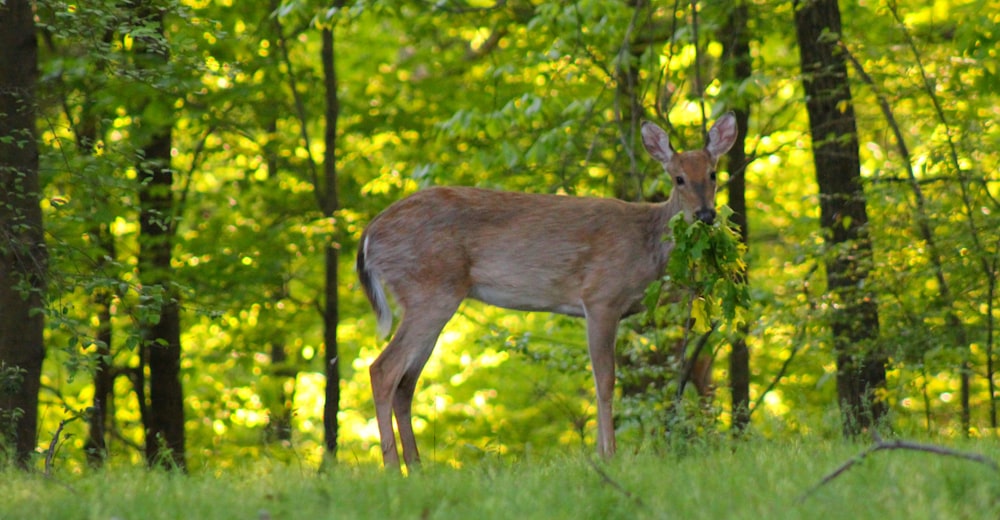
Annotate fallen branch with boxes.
[798,432,1000,502]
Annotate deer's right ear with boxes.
[641,121,674,164]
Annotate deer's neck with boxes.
[647,195,685,270]
[656,194,685,230]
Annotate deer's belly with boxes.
[467,285,585,317]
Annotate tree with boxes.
[0,0,46,467]
[268,0,345,460]
[44,18,119,468]
[720,0,753,433]
[132,1,186,469]
[20,0,999,469]
[320,18,343,460]
[794,0,886,435]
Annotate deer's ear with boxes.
[706,112,738,160]
[641,121,674,164]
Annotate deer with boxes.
[357,113,738,469]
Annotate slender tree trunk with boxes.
[721,1,752,434]
[989,268,997,429]
[83,36,116,468]
[263,122,295,444]
[794,0,886,436]
[321,24,342,459]
[85,277,114,465]
[269,6,342,460]
[266,338,294,443]
[68,71,116,467]
[0,0,46,468]
[133,4,186,470]
[613,31,644,202]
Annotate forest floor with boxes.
[3,436,999,519]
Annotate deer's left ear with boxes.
[706,112,738,160]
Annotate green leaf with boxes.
[691,298,711,333]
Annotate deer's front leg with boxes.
[584,304,620,458]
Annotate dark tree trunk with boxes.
[85,278,114,466]
[321,26,342,460]
[133,4,186,470]
[794,0,887,435]
[0,0,46,468]
[721,0,753,434]
[138,128,185,470]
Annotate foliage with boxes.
[664,208,750,327]
[614,208,749,439]
[18,0,1000,470]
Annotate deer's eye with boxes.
[709,171,717,182]
[675,176,686,186]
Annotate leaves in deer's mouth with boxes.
[665,208,749,324]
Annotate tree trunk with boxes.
[721,0,753,434]
[133,4,186,470]
[265,338,294,443]
[263,125,295,444]
[67,66,116,467]
[321,25,342,460]
[0,0,46,468]
[138,128,185,470]
[74,28,117,468]
[85,279,114,466]
[793,0,886,435]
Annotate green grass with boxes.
[3,438,999,520]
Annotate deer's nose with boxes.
[695,208,716,225]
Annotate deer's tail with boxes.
[357,233,392,338]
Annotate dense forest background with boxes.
[2,0,999,471]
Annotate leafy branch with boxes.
[665,207,750,328]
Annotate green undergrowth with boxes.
[3,437,999,520]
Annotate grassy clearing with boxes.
[3,438,999,520]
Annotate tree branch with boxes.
[44,414,81,477]
[270,2,323,211]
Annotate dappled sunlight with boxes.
[291,372,325,436]
[330,300,599,464]
[17,0,1000,474]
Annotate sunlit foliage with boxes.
[24,0,1000,469]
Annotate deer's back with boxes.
[363,186,667,313]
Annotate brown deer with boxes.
[357,113,738,469]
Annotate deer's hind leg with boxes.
[369,288,464,469]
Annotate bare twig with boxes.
[44,414,81,477]
[585,457,646,508]
[798,433,1000,502]
[269,1,322,210]
[748,262,819,420]
[689,0,706,138]
[675,320,718,400]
